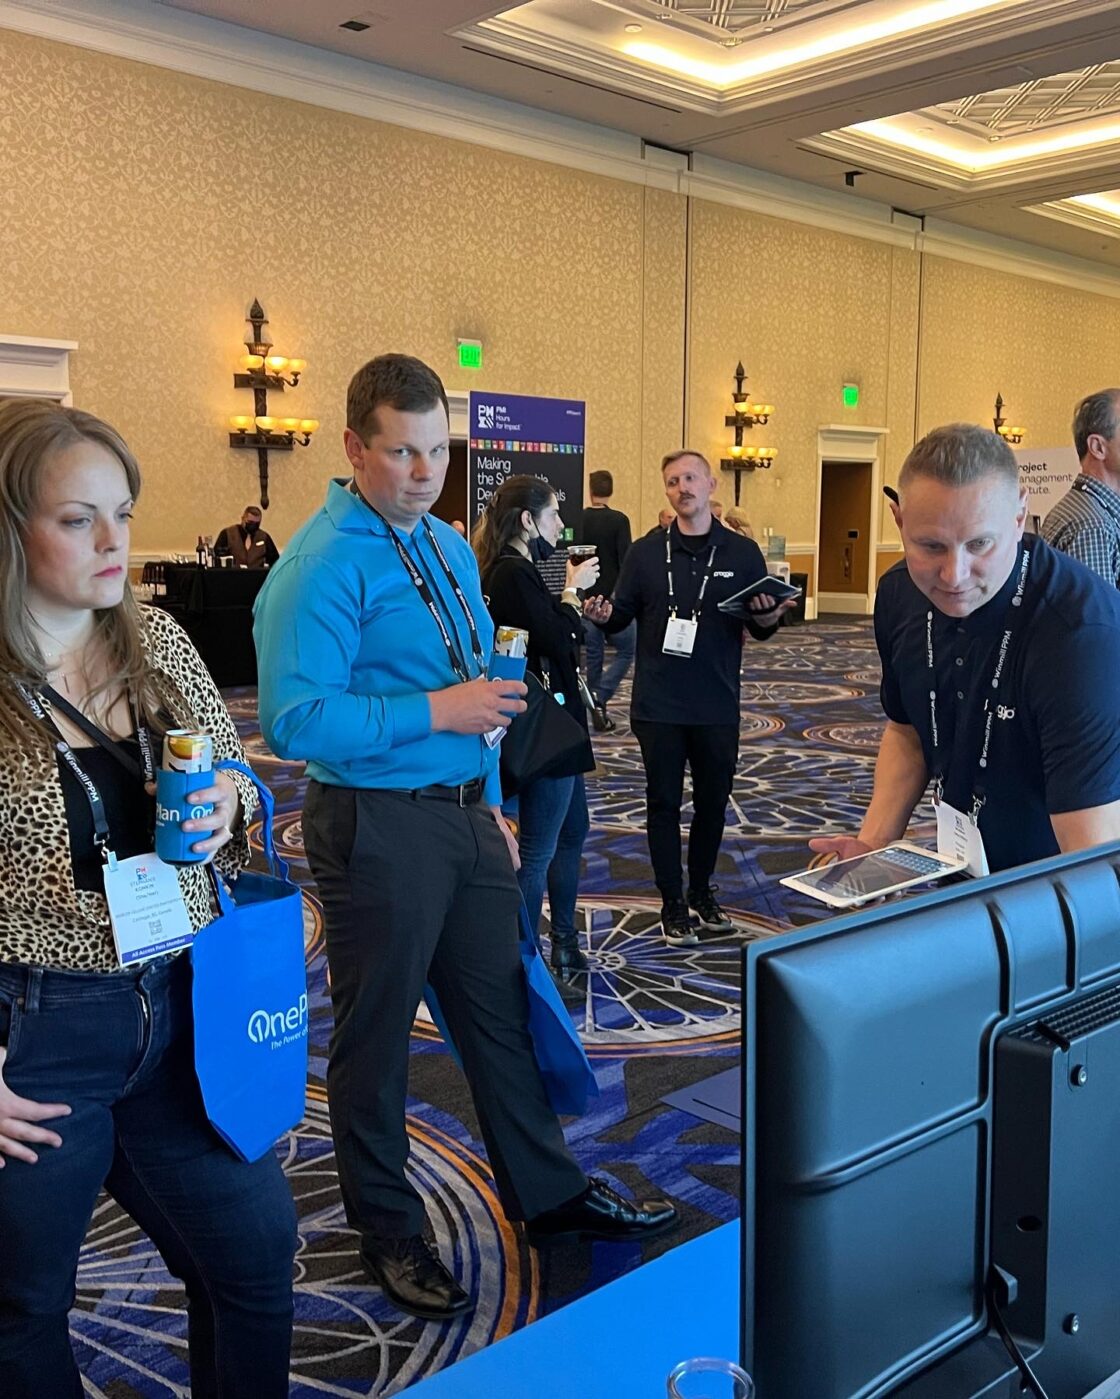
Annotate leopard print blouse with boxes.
[0,606,258,972]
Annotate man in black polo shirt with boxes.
[585,450,794,944]
[812,423,1120,876]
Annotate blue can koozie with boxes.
[155,766,215,864]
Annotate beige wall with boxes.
[3,28,1120,558]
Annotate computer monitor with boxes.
[741,843,1120,1399]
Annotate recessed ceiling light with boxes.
[624,23,642,33]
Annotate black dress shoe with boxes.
[360,1234,474,1320]
[526,1177,678,1246]
[550,936,589,982]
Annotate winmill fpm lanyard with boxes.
[926,544,1032,823]
[16,682,156,867]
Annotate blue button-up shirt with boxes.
[254,479,501,802]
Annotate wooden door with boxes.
[817,460,872,596]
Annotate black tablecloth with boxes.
[154,565,267,688]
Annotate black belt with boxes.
[388,779,484,807]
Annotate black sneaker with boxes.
[661,898,698,947]
[591,705,615,733]
[688,885,734,932]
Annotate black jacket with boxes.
[482,548,594,776]
[580,504,632,598]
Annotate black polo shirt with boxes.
[875,536,1120,873]
[604,517,771,725]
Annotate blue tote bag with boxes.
[425,901,599,1117]
[191,760,308,1162]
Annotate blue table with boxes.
[409,1223,740,1398]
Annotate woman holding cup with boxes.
[0,399,296,1398]
[474,475,599,981]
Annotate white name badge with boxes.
[103,852,195,966]
[936,800,990,879]
[662,616,698,657]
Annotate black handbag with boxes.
[499,671,588,795]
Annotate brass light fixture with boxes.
[720,361,776,504]
[227,299,318,508]
[993,393,1024,445]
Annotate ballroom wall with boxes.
[2,26,1118,558]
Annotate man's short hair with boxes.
[1072,389,1120,459]
[661,448,711,474]
[589,469,613,497]
[346,354,449,441]
[243,505,262,518]
[898,423,1018,493]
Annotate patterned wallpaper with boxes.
[0,30,650,550]
[917,255,1120,451]
[3,29,1119,557]
[687,199,896,545]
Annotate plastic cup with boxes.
[667,1357,754,1399]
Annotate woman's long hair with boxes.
[472,474,556,582]
[0,398,189,750]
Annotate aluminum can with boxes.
[162,729,213,774]
[494,626,529,659]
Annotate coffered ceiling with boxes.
[132,0,1120,264]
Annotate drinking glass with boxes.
[666,1357,754,1399]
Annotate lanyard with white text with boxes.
[665,530,717,621]
[14,681,143,863]
[926,544,1032,819]
[352,486,485,683]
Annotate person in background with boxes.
[254,353,676,1323]
[644,506,675,538]
[812,423,1120,875]
[580,469,634,733]
[1040,388,1120,587]
[0,399,296,1399]
[451,518,467,537]
[476,475,599,981]
[214,505,279,569]
[710,498,724,520]
[722,505,755,539]
[585,450,795,946]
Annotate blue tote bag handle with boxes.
[213,758,291,890]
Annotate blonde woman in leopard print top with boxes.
[0,400,295,1399]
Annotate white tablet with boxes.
[780,842,968,909]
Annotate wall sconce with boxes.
[720,361,776,504]
[227,299,317,508]
[993,393,1024,445]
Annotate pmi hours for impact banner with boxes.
[468,391,586,535]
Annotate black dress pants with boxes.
[302,782,587,1241]
[631,720,740,903]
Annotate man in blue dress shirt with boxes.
[812,422,1120,876]
[254,355,675,1321]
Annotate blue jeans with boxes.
[516,773,590,945]
[584,620,636,706]
[0,954,297,1399]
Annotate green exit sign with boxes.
[842,383,860,408]
[458,339,483,370]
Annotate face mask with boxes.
[245,520,260,536]
[529,534,555,562]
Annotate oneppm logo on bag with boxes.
[247,994,309,1049]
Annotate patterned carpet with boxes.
[71,617,925,1396]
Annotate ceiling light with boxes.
[624,23,642,33]
[852,116,1120,172]
[623,0,1008,89]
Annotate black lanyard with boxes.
[666,530,717,621]
[352,486,485,684]
[15,682,154,861]
[926,545,1032,818]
